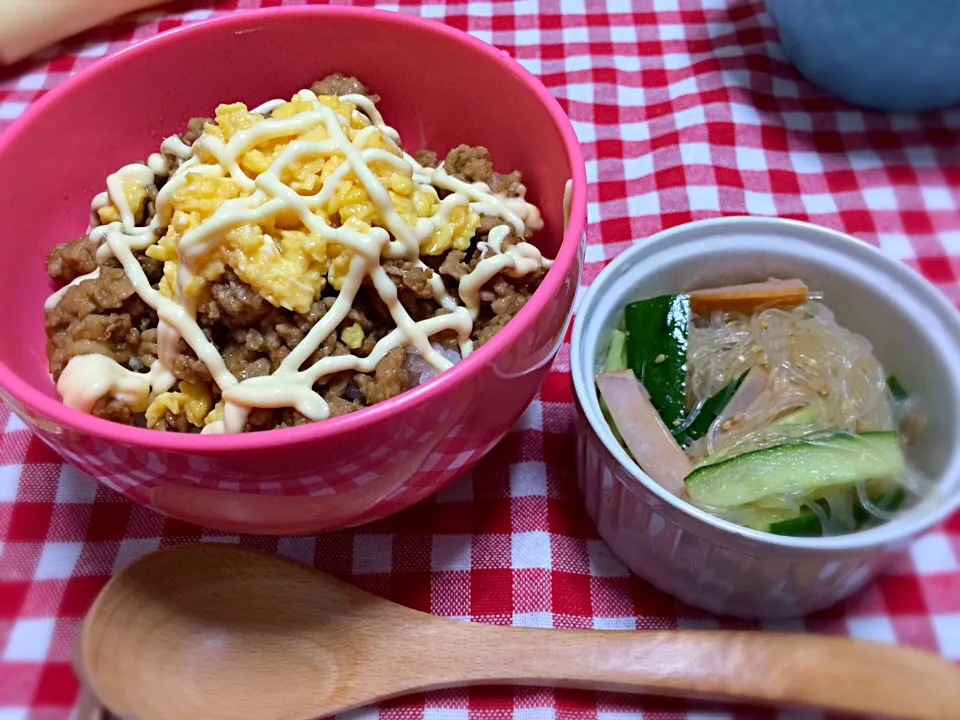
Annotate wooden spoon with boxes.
[0,0,164,65]
[79,544,960,720]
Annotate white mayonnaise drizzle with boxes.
[44,267,101,311]
[459,226,553,320]
[56,354,161,414]
[250,98,286,115]
[49,88,559,433]
[146,153,168,177]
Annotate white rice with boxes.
[405,343,462,387]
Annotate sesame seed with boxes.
[654,354,666,364]
[760,320,769,329]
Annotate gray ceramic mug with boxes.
[765,0,960,112]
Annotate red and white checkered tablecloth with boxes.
[2,1,960,718]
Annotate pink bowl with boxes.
[0,7,586,534]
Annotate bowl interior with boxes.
[0,8,576,408]
[572,217,960,548]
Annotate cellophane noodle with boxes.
[683,301,926,534]
[686,301,893,463]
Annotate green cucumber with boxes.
[765,512,821,537]
[598,329,630,451]
[887,374,908,402]
[767,487,906,537]
[853,486,906,523]
[624,294,690,430]
[684,431,906,508]
[678,371,747,445]
[599,397,628,452]
[604,329,628,372]
[775,405,818,427]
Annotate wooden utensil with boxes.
[79,544,960,720]
[0,0,163,65]
[71,627,109,720]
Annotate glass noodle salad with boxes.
[596,278,928,537]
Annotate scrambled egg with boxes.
[145,381,213,429]
[142,92,480,314]
[341,322,365,350]
[98,180,149,225]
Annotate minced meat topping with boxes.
[45,74,551,433]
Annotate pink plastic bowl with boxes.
[0,7,586,534]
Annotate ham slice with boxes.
[596,370,692,497]
[707,366,770,449]
[716,366,770,426]
[689,278,808,314]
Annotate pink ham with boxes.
[706,366,770,448]
[596,370,691,497]
[689,278,808,314]
[716,366,770,426]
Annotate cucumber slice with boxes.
[624,295,689,429]
[766,512,821,537]
[679,371,747,445]
[853,486,906,523]
[767,488,906,537]
[599,329,630,448]
[887,374,908,402]
[775,405,818,427]
[684,431,906,509]
[604,329,628,372]
[599,397,628,451]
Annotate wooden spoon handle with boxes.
[418,625,960,720]
[0,0,163,65]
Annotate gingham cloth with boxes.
[2,1,960,719]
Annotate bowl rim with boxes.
[570,215,960,552]
[0,5,587,452]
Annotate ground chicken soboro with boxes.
[44,74,550,433]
